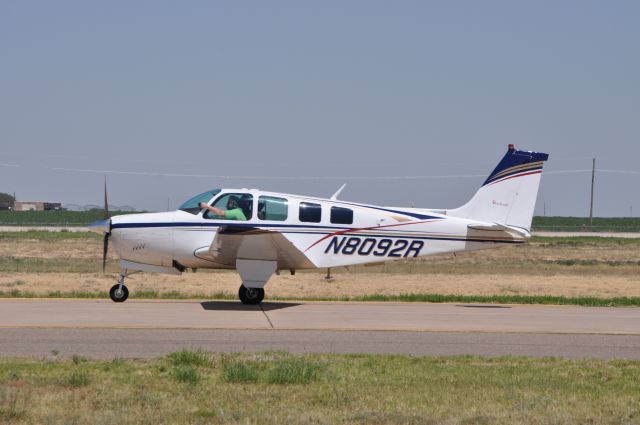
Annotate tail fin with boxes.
[448,145,549,231]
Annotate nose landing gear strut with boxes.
[109,272,130,302]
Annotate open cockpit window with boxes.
[179,189,221,214]
[204,193,253,221]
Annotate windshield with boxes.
[178,189,221,214]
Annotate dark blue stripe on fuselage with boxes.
[110,222,523,244]
[111,222,354,231]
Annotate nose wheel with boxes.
[109,283,129,302]
[109,273,129,302]
[238,285,264,305]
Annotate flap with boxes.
[194,226,315,269]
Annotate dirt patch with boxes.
[1,270,638,299]
[1,238,638,299]
[0,239,103,259]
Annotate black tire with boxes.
[238,285,264,305]
[109,284,129,303]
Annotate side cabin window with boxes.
[258,196,288,221]
[330,206,353,225]
[204,193,253,221]
[299,202,321,223]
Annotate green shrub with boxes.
[167,349,212,368]
[72,354,87,365]
[67,371,90,387]
[265,358,325,385]
[222,361,260,383]
[173,366,200,385]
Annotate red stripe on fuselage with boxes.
[303,219,441,252]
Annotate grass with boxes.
[222,356,326,385]
[0,351,638,424]
[222,360,260,383]
[66,371,90,387]
[173,366,200,385]
[530,235,640,246]
[265,357,326,384]
[167,349,213,368]
[4,258,638,277]
[532,216,640,232]
[1,288,638,306]
[0,257,108,273]
[0,232,637,306]
[0,230,101,240]
[0,210,142,226]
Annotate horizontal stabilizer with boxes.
[468,223,530,237]
[467,223,511,231]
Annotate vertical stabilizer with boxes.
[448,145,549,231]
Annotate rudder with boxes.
[448,145,549,231]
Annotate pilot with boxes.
[200,196,246,220]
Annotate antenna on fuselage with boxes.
[330,183,347,201]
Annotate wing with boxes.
[194,225,315,270]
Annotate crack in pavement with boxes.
[260,304,274,328]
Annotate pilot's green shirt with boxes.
[224,208,246,221]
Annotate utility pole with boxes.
[588,158,595,231]
[543,202,546,217]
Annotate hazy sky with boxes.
[1,1,638,215]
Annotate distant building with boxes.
[0,202,12,211]
[13,201,62,211]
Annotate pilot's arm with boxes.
[199,202,225,216]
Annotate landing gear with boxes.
[235,259,275,305]
[109,273,129,302]
[109,284,129,302]
[238,285,264,305]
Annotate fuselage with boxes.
[105,188,528,274]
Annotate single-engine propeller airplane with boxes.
[89,145,548,304]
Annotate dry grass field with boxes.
[0,233,638,300]
[1,351,639,425]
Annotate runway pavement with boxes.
[0,299,638,359]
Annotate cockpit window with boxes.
[178,189,221,214]
[204,193,253,221]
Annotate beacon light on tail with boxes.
[89,146,549,304]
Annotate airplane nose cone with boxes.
[88,218,111,235]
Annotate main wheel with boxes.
[109,284,129,303]
[238,285,264,305]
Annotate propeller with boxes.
[102,177,110,273]
[88,177,112,272]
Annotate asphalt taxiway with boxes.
[0,299,638,359]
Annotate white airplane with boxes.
[89,145,548,304]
